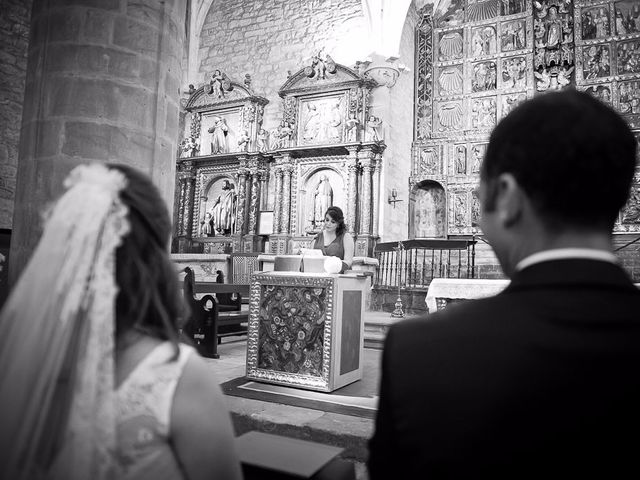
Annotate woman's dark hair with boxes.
[325,206,346,236]
[109,164,183,350]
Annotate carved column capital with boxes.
[363,62,407,89]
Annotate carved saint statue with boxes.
[455,146,467,174]
[208,116,228,154]
[345,113,359,142]
[366,115,383,141]
[303,104,321,142]
[237,129,250,152]
[209,69,228,98]
[200,212,214,236]
[327,101,342,142]
[313,175,333,226]
[257,128,269,152]
[210,179,236,235]
[180,136,199,158]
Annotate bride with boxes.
[0,163,242,480]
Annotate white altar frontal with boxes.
[246,271,368,392]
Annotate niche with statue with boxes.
[410,181,446,239]
[174,70,270,254]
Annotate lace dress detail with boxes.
[116,342,195,480]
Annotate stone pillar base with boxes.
[243,234,265,253]
[176,236,192,254]
[232,235,244,253]
[354,234,378,257]
[268,234,290,255]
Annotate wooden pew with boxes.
[182,267,249,359]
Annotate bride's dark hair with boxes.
[109,164,183,349]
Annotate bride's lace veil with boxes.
[0,163,181,479]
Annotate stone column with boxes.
[9,0,187,283]
[372,152,383,237]
[281,165,293,234]
[273,167,284,234]
[243,168,264,253]
[247,171,261,235]
[360,154,374,235]
[176,160,196,252]
[235,168,249,236]
[346,147,359,234]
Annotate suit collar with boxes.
[505,258,636,292]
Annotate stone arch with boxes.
[187,0,216,86]
[410,180,446,238]
[299,167,347,235]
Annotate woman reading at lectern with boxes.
[312,206,354,273]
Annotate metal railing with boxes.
[374,239,476,288]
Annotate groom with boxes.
[368,90,640,478]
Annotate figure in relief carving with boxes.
[179,136,199,158]
[280,121,293,147]
[272,121,292,149]
[366,115,383,141]
[200,212,214,236]
[303,104,321,141]
[622,190,640,224]
[210,180,236,235]
[345,113,359,142]
[455,146,467,174]
[594,8,610,38]
[535,67,551,91]
[471,144,485,173]
[327,101,342,142]
[545,6,561,49]
[472,29,484,57]
[502,93,527,117]
[471,195,480,226]
[312,53,326,80]
[454,195,466,226]
[557,65,574,88]
[313,175,333,227]
[618,41,640,75]
[237,129,250,152]
[257,128,269,152]
[582,10,596,39]
[208,116,228,154]
[208,69,230,98]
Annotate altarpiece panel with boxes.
[175,61,387,257]
[412,0,640,240]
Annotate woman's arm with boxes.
[171,354,243,480]
[343,232,355,269]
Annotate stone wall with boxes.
[198,0,367,133]
[0,0,32,229]
[377,4,418,243]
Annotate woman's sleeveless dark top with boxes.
[312,231,345,260]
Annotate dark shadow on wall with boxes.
[0,229,11,308]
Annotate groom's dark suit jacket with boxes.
[368,259,640,479]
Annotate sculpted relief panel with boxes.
[413,1,639,235]
[298,95,347,145]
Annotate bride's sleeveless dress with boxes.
[116,342,195,480]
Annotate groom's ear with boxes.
[494,173,524,228]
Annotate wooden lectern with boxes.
[246,271,367,392]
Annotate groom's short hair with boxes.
[481,90,637,231]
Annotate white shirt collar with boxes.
[515,248,618,272]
